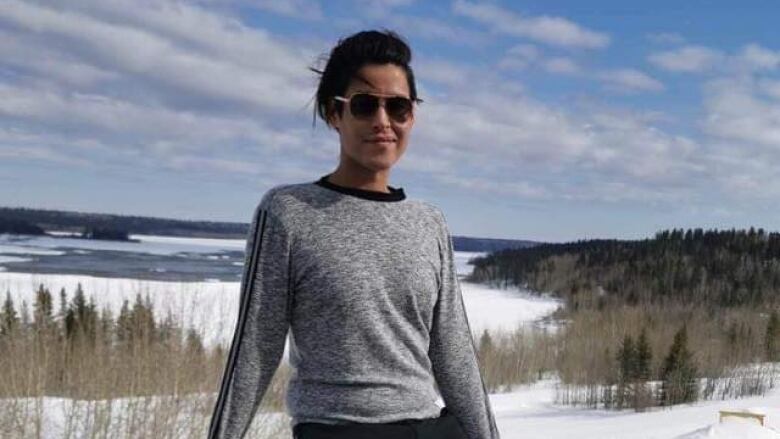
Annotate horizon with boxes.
[4,204,777,245]
[3,1,780,242]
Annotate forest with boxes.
[469,228,780,411]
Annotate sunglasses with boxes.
[334,93,419,123]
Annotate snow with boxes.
[0,394,285,439]
[454,251,486,276]
[0,251,548,348]
[0,242,65,256]
[0,272,238,347]
[4,376,780,438]
[488,378,780,438]
[0,255,31,264]
[0,233,243,256]
[461,282,561,335]
[129,233,245,250]
[677,422,779,439]
[1,244,777,438]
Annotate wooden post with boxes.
[718,410,765,426]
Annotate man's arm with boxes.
[428,209,501,439]
[208,189,293,438]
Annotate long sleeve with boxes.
[429,210,501,439]
[208,189,293,439]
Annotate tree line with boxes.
[0,206,246,239]
[469,228,780,411]
[470,227,780,308]
[0,284,216,399]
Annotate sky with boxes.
[2,0,780,242]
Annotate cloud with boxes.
[702,77,780,149]
[648,43,780,76]
[498,44,540,70]
[453,0,609,49]
[383,13,489,46]
[581,108,701,183]
[646,32,686,45]
[0,128,95,166]
[597,68,665,93]
[498,45,580,75]
[647,45,724,73]
[1,0,316,113]
[356,0,414,9]
[759,79,780,100]
[409,78,703,204]
[0,0,333,182]
[197,0,323,20]
[1,0,770,210]
[738,43,780,71]
[415,58,474,88]
[499,46,657,92]
[543,57,580,75]
[434,174,551,199]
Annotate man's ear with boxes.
[327,102,341,132]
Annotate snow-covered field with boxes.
[1,236,778,438]
[492,379,780,438]
[0,250,556,348]
[0,262,558,350]
[9,384,779,438]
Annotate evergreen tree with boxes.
[20,299,31,332]
[636,328,652,381]
[1,291,19,336]
[128,293,156,346]
[765,310,780,362]
[619,335,637,380]
[633,328,653,411]
[477,329,497,391]
[616,334,636,409]
[157,309,180,345]
[478,328,495,362]
[116,299,132,346]
[66,284,87,340]
[98,305,114,348]
[660,325,698,406]
[33,284,54,332]
[64,306,76,341]
[65,283,98,343]
[57,287,68,332]
[185,328,205,359]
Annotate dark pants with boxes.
[292,407,467,439]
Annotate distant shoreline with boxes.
[1,206,538,252]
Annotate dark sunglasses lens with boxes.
[386,97,412,121]
[349,94,380,118]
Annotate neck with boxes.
[328,163,391,193]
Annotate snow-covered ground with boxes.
[1,237,777,438]
[8,382,778,438]
[491,379,780,438]
[0,250,555,347]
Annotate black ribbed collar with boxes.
[315,174,406,202]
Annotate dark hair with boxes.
[311,29,419,127]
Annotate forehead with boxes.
[345,63,410,96]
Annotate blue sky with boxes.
[2,0,780,242]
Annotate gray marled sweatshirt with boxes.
[208,175,500,439]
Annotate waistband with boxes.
[292,406,450,434]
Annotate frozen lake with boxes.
[0,233,248,281]
[0,233,494,283]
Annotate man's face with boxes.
[329,63,415,176]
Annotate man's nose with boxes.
[372,103,392,128]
